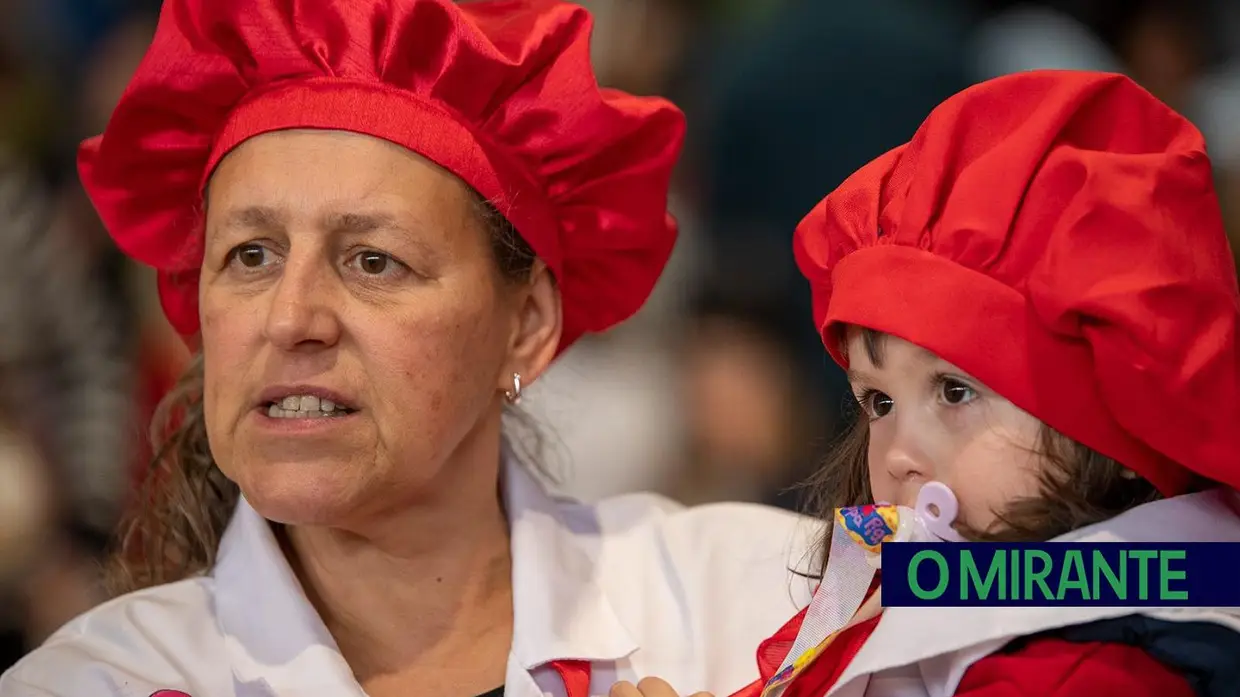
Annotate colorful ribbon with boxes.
[761,482,964,697]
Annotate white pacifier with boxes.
[908,480,966,542]
[867,481,964,568]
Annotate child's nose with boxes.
[882,448,928,486]
[880,427,933,488]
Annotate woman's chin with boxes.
[233,465,364,527]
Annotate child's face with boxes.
[843,328,1046,534]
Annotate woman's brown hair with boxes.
[106,195,537,595]
[799,328,1171,575]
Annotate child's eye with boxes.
[939,378,977,406]
[856,388,894,419]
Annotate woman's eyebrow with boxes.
[216,204,287,234]
[320,210,442,261]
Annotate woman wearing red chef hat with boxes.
[613,71,1240,697]
[0,1,816,696]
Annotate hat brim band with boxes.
[203,77,563,275]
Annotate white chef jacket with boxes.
[0,452,818,697]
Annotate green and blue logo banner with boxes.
[882,543,1240,607]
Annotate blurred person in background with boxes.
[1186,1,1240,276]
[1091,0,1221,113]
[48,10,189,489]
[972,0,1224,112]
[1096,0,1240,282]
[0,1,816,695]
[3,0,178,508]
[678,0,977,508]
[0,419,54,672]
[663,295,818,509]
[971,2,1123,79]
[971,0,1240,275]
[0,149,134,672]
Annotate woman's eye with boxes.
[347,250,407,278]
[230,244,271,269]
[357,252,389,275]
[857,389,894,419]
[941,378,977,405]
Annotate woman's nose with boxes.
[262,257,342,351]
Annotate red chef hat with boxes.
[795,70,1240,495]
[79,0,685,353]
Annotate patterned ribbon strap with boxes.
[761,482,965,697]
[760,504,902,697]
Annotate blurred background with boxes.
[0,0,1239,671]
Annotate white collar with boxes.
[502,449,638,668]
[828,488,1240,697]
[211,449,637,693]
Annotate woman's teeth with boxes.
[267,395,351,419]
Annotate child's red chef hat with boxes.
[79,0,684,353]
[795,70,1240,496]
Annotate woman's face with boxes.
[199,130,559,526]
[843,328,1045,534]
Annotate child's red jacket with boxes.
[731,605,1230,697]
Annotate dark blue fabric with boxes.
[1048,615,1240,697]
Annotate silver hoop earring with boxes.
[504,372,523,405]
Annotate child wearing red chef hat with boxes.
[612,70,1240,697]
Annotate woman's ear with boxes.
[502,260,562,391]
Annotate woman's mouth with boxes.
[264,395,357,419]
